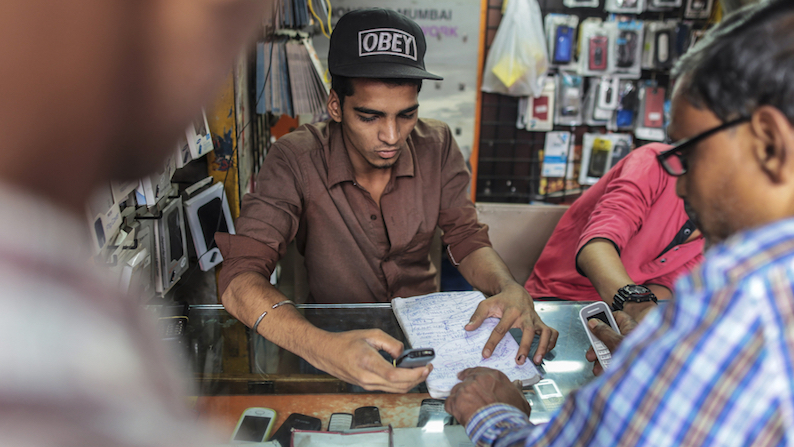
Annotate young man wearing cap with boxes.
[216,8,557,393]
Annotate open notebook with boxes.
[391,291,542,398]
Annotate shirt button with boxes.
[370,215,377,220]
[660,258,667,263]
[674,247,679,251]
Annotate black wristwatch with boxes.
[611,284,657,312]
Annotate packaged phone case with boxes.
[641,21,677,71]
[605,0,645,14]
[555,71,584,127]
[583,78,611,126]
[580,19,617,77]
[563,0,599,8]
[579,133,634,185]
[608,80,639,131]
[545,14,579,70]
[612,19,643,79]
[647,0,682,10]
[634,82,667,141]
[685,0,714,19]
[524,76,556,131]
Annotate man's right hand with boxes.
[310,329,432,393]
[585,311,637,376]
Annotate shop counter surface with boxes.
[183,301,604,423]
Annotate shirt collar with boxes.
[326,120,415,187]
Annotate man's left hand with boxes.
[466,283,559,365]
[445,367,531,427]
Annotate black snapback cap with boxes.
[328,8,443,81]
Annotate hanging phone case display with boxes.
[579,133,633,185]
[541,131,573,177]
[647,0,682,10]
[580,19,617,77]
[545,14,579,70]
[613,20,644,78]
[563,0,599,7]
[635,83,667,141]
[608,80,639,131]
[583,78,611,126]
[524,76,556,131]
[481,0,549,97]
[605,0,645,14]
[555,71,584,126]
[642,21,678,71]
[685,0,714,19]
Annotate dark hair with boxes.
[331,75,422,108]
[673,0,794,123]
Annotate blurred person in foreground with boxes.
[0,1,262,445]
[446,1,794,445]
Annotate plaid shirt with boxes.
[467,217,794,446]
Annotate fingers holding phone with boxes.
[313,329,431,393]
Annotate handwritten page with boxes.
[392,291,541,398]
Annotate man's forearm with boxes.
[222,272,330,364]
[457,247,524,297]
[576,239,634,305]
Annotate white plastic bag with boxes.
[481,0,548,97]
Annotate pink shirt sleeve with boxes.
[576,146,669,256]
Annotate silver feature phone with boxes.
[394,348,435,368]
[579,301,621,370]
[327,413,353,432]
[230,407,277,443]
[533,379,564,412]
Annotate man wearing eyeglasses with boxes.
[446,1,794,445]
[524,142,705,321]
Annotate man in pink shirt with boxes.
[525,143,704,320]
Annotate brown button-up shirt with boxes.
[216,118,491,303]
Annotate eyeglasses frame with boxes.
[656,116,751,176]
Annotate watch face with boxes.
[625,285,650,295]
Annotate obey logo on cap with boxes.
[358,28,417,61]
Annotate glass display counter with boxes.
[183,301,598,423]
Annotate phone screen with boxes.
[587,311,610,326]
[233,415,272,442]
[536,382,559,397]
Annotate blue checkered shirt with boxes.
[467,218,794,446]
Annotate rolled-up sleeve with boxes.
[576,148,667,258]
[436,125,491,265]
[215,142,305,298]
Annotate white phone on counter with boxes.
[579,302,621,370]
[230,407,277,443]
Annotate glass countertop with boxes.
[180,301,598,423]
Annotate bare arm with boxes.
[222,272,431,393]
[456,247,558,365]
[576,238,656,321]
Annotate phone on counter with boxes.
[417,398,455,427]
[393,347,435,368]
[270,413,321,447]
[579,302,621,370]
[327,413,353,432]
[230,407,277,444]
[352,406,382,429]
[588,36,609,71]
[533,379,564,412]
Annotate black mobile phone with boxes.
[327,412,353,432]
[352,406,381,429]
[394,348,435,368]
[417,398,455,427]
[270,413,321,447]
